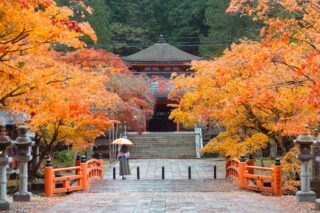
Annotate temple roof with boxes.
[123,36,201,63]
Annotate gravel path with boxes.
[2,195,62,213]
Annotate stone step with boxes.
[127,131,197,159]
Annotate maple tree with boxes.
[169,0,320,159]
[23,51,119,176]
[0,0,96,107]
[106,73,155,133]
[61,48,155,133]
[0,1,123,176]
[24,47,154,176]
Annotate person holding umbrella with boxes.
[112,138,133,180]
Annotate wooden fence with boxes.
[226,156,282,196]
[45,157,103,197]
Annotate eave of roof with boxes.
[122,42,202,62]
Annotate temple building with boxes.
[123,35,201,132]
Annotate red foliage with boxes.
[60,48,130,74]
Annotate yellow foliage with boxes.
[170,0,320,157]
[201,132,269,158]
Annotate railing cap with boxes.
[97,153,102,159]
[46,160,52,167]
[81,155,87,163]
[275,158,281,166]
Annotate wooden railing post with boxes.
[273,158,282,196]
[239,156,246,188]
[75,155,81,167]
[75,155,81,185]
[44,160,54,198]
[226,160,230,178]
[247,154,255,175]
[98,154,103,179]
[80,156,88,191]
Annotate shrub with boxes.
[53,150,74,168]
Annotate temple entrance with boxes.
[147,104,176,131]
[123,35,202,132]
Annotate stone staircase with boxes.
[127,132,196,159]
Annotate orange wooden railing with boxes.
[45,157,103,197]
[226,156,282,196]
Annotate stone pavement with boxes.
[41,191,288,213]
[42,159,289,213]
[105,159,225,180]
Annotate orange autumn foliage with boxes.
[0,1,154,177]
[62,49,155,133]
[0,1,114,158]
[169,0,320,158]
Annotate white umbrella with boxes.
[111,138,134,146]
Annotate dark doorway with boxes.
[147,104,176,131]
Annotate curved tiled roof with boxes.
[123,42,201,62]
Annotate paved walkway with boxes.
[42,159,289,213]
[105,159,225,180]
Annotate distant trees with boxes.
[105,0,207,55]
[57,0,259,57]
[200,0,261,57]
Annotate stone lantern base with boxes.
[0,200,13,210]
[316,199,320,210]
[13,192,33,202]
[296,191,316,202]
[311,179,320,197]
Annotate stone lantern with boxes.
[12,127,34,202]
[311,130,320,197]
[0,123,13,210]
[315,137,320,211]
[295,134,316,202]
[315,153,320,210]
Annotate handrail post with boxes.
[247,154,255,175]
[44,160,54,197]
[98,154,103,179]
[239,156,246,188]
[226,159,230,178]
[75,155,81,185]
[273,158,282,196]
[81,156,88,191]
[75,155,81,167]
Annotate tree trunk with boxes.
[258,149,265,167]
[272,135,287,154]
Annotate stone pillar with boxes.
[315,152,320,210]
[13,127,34,202]
[311,141,320,197]
[176,122,180,132]
[295,134,316,202]
[194,127,202,159]
[0,123,13,210]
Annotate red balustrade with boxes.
[45,158,103,197]
[226,157,282,196]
